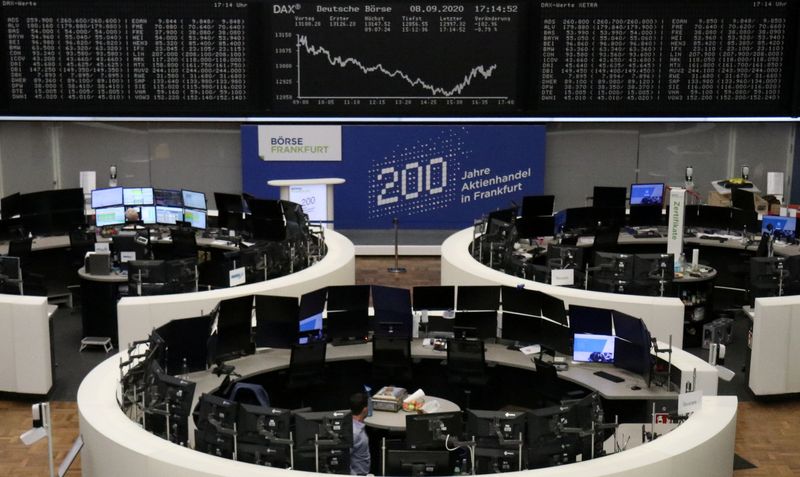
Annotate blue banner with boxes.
[241,125,545,229]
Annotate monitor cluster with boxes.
[91,187,207,229]
[0,188,84,236]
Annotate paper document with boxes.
[519,344,541,355]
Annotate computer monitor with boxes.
[237,404,291,443]
[593,186,627,209]
[372,285,412,312]
[373,309,413,338]
[406,412,463,449]
[254,295,299,349]
[212,295,255,363]
[515,215,556,239]
[182,189,207,210]
[633,253,674,292]
[126,206,156,225]
[500,312,541,344]
[456,285,500,311]
[195,393,239,432]
[628,205,663,227]
[156,206,183,225]
[466,409,527,441]
[546,245,584,271]
[731,188,756,213]
[155,315,211,374]
[453,311,498,340]
[539,293,567,325]
[750,256,788,299]
[91,187,123,209]
[413,286,455,311]
[294,410,353,448]
[327,285,370,312]
[95,206,126,227]
[572,333,615,363]
[165,257,198,293]
[538,320,571,355]
[501,286,544,316]
[699,205,733,230]
[128,260,167,284]
[629,183,664,206]
[485,207,518,237]
[183,208,207,230]
[327,310,370,343]
[593,252,635,289]
[154,188,183,207]
[154,372,196,418]
[614,337,651,380]
[214,192,246,230]
[762,216,797,241]
[0,256,21,280]
[612,310,647,345]
[299,288,327,319]
[522,195,555,218]
[112,233,141,262]
[385,449,452,477]
[568,304,613,335]
[298,312,323,344]
[732,208,761,232]
[123,187,154,206]
[561,207,595,232]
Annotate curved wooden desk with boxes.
[78,339,731,477]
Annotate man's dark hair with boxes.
[349,392,368,416]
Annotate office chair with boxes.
[170,228,198,259]
[286,341,327,406]
[228,382,271,407]
[533,358,586,405]
[371,336,413,387]
[446,338,488,408]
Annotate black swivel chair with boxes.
[286,341,327,406]
[533,358,586,405]
[371,336,413,387]
[170,228,198,260]
[446,338,488,408]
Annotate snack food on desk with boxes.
[372,386,408,412]
[402,398,426,412]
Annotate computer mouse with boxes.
[630,385,641,391]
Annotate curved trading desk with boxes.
[441,228,687,348]
[116,230,355,347]
[78,340,731,477]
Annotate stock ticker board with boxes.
[1,0,799,117]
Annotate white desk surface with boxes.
[78,266,128,283]
[267,178,345,186]
[364,396,460,431]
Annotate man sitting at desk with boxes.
[350,392,370,475]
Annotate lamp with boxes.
[109,164,118,187]
[684,165,694,191]
[741,165,750,181]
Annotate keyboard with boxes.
[593,370,624,383]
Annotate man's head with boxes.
[125,207,140,223]
[350,392,369,421]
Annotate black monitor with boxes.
[112,233,142,262]
[501,312,541,344]
[453,311,497,340]
[413,286,455,311]
[155,372,196,417]
[181,189,207,210]
[539,320,571,355]
[128,260,167,295]
[374,309,413,338]
[562,207,595,232]
[194,393,239,432]
[539,293,567,325]
[501,286,544,316]
[731,207,760,233]
[593,186,626,209]
[456,285,500,311]
[154,188,183,207]
[239,243,268,283]
[698,205,733,230]
[155,315,211,374]
[294,410,353,449]
[372,285,412,312]
[593,252,635,289]
[237,442,291,468]
[633,254,674,291]
[195,427,235,459]
[466,409,527,442]
[214,192,246,230]
[515,215,555,239]
[628,205,663,227]
[731,188,755,213]
[212,295,255,363]
[327,285,370,311]
[486,207,518,237]
[0,255,21,281]
[327,309,370,343]
[612,310,646,345]
[406,412,463,449]
[522,195,555,218]
[237,404,291,443]
[386,449,452,477]
[750,256,787,299]
[546,245,584,271]
[165,258,198,293]
[614,337,651,380]
[254,295,299,349]
[592,207,626,228]
[1,192,21,220]
[568,304,613,336]
[629,183,664,207]
[683,204,703,228]
[299,288,327,319]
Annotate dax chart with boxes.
[268,1,526,113]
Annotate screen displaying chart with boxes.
[268,1,526,113]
